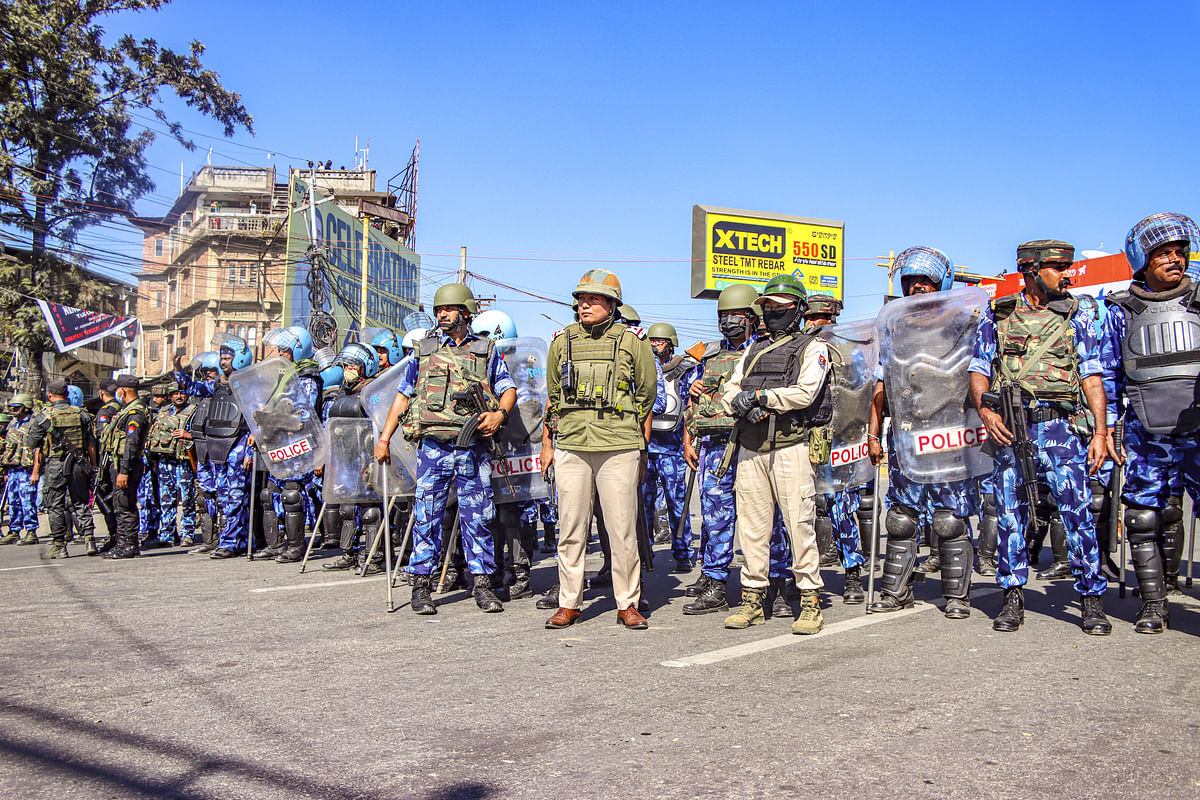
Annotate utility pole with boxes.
[360,213,371,327]
[877,250,896,296]
[458,246,467,283]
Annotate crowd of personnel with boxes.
[2,211,1197,637]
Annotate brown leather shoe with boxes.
[545,607,582,629]
[617,606,648,630]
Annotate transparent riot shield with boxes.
[357,363,418,496]
[229,357,328,480]
[324,417,383,504]
[814,319,878,493]
[492,337,551,505]
[876,286,992,483]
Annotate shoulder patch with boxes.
[626,325,647,340]
[552,328,566,339]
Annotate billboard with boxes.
[691,205,844,299]
[284,175,420,338]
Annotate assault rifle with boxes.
[453,382,515,494]
[88,451,113,516]
[981,382,1038,542]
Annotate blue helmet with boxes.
[893,246,954,294]
[1125,212,1199,280]
[333,342,379,379]
[320,365,344,390]
[200,351,220,371]
[401,327,428,352]
[66,385,83,407]
[219,336,253,371]
[263,325,313,361]
[472,309,517,341]
[368,329,402,367]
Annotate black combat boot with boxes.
[540,521,557,553]
[410,575,436,615]
[1036,513,1072,580]
[682,579,727,615]
[1081,594,1112,635]
[915,539,941,574]
[508,566,533,599]
[274,509,306,563]
[766,576,792,618]
[842,566,865,604]
[322,552,357,571]
[102,533,139,560]
[536,582,560,610]
[685,573,709,597]
[1134,599,1168,634]
[992,587,1024,632]
[473,574,504,613]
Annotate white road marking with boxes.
[250,576,386,593]
[0,564,60,572]
[663,587,1002,667]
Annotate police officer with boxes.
[1101,213,1200,633]
[721,273,831,634]
[175,337,255,558]
[368,329,403,372]
[868,248,979,620]
[145,382,197,547]
[539,269,657,629]
[27,380,96,557]
[644,322,697,572]
[0,394,41,546]
[969,239,1112,634]
[137,385,169,548]
[100,375,150,559]
[374,283,516,615]
[92,379,122,552]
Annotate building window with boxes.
[227,261,237,284]
[156,292,163,309]
[154,239,164,258]
[148,341,160,362]
[247,326,258,348]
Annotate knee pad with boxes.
[282,489,303,510]
[1124,507,1161,545]
[885,505,919,541]
[981,493,997,518]
[361,507,381,526]
[931,509,967,542]
[1163,496,1184,527]
[814,494,829,515]
[339,504,357,521]
[259,487,274,504]
[1088,480,1107,516]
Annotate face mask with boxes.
[719,316,748,339]
[763,304,800,334]
[342,367,361,386]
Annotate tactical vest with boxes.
[326,383,368,419]
[203,381,246,462]
[557,321,638,416]
[147,404,197,459]
[190,396,210,461]
[410,336,496,441]
[737,331,831,452]
[102,397,148,462]
[94,399,120,443]
[651,356,694,433]
[686,342,743,439]
[1110,280,1200,436]
[295,359,325,420]
[992,294,1084,405]
[44,403,86,457]
[1,418,35,468]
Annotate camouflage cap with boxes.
[805,293,843,318]
[1016,240,1074,269]
[167,382,184,394]
[152,383,171,397]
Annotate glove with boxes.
[746,406,771,424]
[730,390,761,418]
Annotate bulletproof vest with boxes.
[1111,280,1200,435]
[295,359,325,420]
[1,418,34,468]
[94,399,120,442]
[326,388,367,419]
[557,321,638,415]
[203,381,246,462]
[147,404,196,458]
[411,335,495,440]
[191,396,210,461]
[651,355,693,433]
[102,397,148,461]
[687,342,743,438]
[45,403,86,455]
[737,330,831,452]
[992,294,1082,406]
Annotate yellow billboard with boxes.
[691,205,844,299]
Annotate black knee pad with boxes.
[1088,479,1107,516]
[282,489,303,510]
[1125,507,1160,545]
[931,509,967,542]
[259,487,275,505]
[814,494,829,515]
[339,504,357,521]
[885,505,919,541]
[361,507,381,526]
[1164,496,1184,527]
[982,494,997,518]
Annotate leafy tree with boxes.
[0,0,253,389]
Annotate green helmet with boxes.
[432,283,478,315]
[617,304,640,325]
[1016,239,1075,273]
[572,268,623,303]
[717,283,759,313]
[8,393,34,409]
[647,322,678,347]
[805,293,842,318]
[755,273,808,305]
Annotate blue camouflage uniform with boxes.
[968,294,1107,597]
[642,354,694,563]
[152,404,197,543]
[4,418,38,536]
[829,490,866,569]
[400,330,516,577]
[137,453,159,540]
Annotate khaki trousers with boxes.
[555,448,642,610]
[734,442,822,591]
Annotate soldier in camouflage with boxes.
[99,375,150,559]
[0,394,40,546]
[27,380,97,557]
[137,385,169,547]
[145,382,198,547]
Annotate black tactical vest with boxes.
[326,388,367,419]
[203,381,246,462]
[737,331,831,452]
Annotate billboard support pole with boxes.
[360,213,371,328]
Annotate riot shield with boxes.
[357,363,418,496]
[876,286,991,484]
[323,417,384,504]
[402,312,434,332]
[230,357,328,480]
[814,319,878,493]
[492,337,551,505]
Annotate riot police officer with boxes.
[0,394,40,546]
[1101,213,1200,633]
[145,382,197,547]
[374,283,517,615]
[721,273,831,635]
[969,239,1112,634]
[27,380,96,558]
[137,385,169,548]
[644,322,696,572]
[100,375,150,559]
[368,329,403,372]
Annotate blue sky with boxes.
[89,0,1200,344]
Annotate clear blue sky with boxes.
[90,0,1200,345]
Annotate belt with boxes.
[1027,405,1070,424]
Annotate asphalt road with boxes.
[1,508,1199,800]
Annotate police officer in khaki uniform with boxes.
[100,375,150,560]
[720,274,831,634]
[540,269,658,630]
[27,380,97,557]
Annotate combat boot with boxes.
[723,587,766,629]
[536,582,560,610]
[0,531,19,545]
[508,567,533,600]
[410,575,436,615]
[83,536,98,556]
[765,576,792,618]
[274,516,305,563]
[97,534,120,554]
[102,536,139,560]
[321,552,357,571]
[684,573,709,597]
[682,579,727,615]
[915,547,940,574]
[17,532,38,546]
[842,566,865,604]
[1036,514,1072,580]
[868,584,914,613]
[473,574,504,613]
[992,587,1024,632]
[791,589,823,635]
[41,542,68,559]
[1134,599,1168,635]
[1081,595,1112,635]
[540,522,556,553]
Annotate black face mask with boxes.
[719,316,749,340]
[763,304,800,334]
